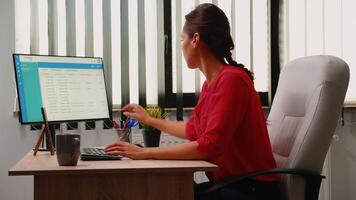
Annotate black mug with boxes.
[55,134,81,166]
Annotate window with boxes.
[15,0,279,117]
[166,0,274,108]
[280,0,356,105]
[15,0,164,107]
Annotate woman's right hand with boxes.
[122,104,150,124]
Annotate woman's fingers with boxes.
[122,104,149,123]
[105,146,132,158]
[105,141,121,149]
[106,145,123,152]
[105,142,147,159]
[122,104,140,118]
[107,150,125,156]
[105,141,128,151]
[123,111,134,118]
[105,143,116,150]
[122,104,138,112]
[104,137,147,159]
[121,104,132,111]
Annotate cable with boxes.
[85,121,95,130]
[66,122,76,130]
[30,124,43,131]
[102,119,116,129]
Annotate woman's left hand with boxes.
[105,141,148,160]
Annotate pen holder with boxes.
[115,128,131,143]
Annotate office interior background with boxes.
[1,0,356,199]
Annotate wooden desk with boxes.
[9,151,217,200]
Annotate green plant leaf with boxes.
[140,106,166,131]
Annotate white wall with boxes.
[330,109,356,200]
[0,1,37,200]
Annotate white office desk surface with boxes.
[9,151,218,176]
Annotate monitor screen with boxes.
[13,54,111,124]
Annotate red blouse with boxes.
[185,65,277,183]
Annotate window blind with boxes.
[280,0,356,105]
[171,0,270,95]
[15,0,165,109]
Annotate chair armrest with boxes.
[199,168,325,195]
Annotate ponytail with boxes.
[225,51,254,82]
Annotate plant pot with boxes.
[142,129,161,147]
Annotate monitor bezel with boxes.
[13,53,112,125]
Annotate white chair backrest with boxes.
[267,55,349,200]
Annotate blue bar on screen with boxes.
[37,62,102,69]
[15,55,28,122]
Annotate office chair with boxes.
[198,55,350,200]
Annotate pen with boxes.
[113,120,121,129]
[123,117,130,129]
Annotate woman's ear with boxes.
[191,33,200,48]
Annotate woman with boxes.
[106,3,279,199]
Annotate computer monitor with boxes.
[13,54,111,124]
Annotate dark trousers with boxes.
[194,179,280,200]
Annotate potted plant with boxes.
[141,107,166,147]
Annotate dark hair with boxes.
[184,3,254,82]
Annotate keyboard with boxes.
[81,147,123,161]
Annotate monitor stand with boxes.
[33,108,55,156]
